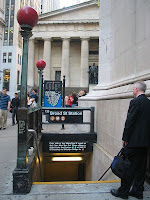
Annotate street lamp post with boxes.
[16,6,38,169]
[13,6,39,194]
[36,60,46,107]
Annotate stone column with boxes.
[28,38,35,87]
[61,38,70,87]
[0,36,2,65]
[98,0,112,88]
[80,37,89,88]
[43,38,51,80]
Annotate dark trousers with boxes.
[118,147,148,195]
[12,107,18,125]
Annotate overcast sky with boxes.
[60,0,74,8]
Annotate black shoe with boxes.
[3,128,6,130]
[0,128,2,130]
[129,191,143,199]
[110,189,128,199]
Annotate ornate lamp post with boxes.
[13,7,39,194]
[36,60,46,107]
[17,6,38,107]
[16,7,38,168]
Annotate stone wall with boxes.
[80,0,150,181]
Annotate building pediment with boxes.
[38,0,99,24]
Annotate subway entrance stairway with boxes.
[1,114,150,199]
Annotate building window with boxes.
[20,55,21,65]
[18,54,19,64]
[17,70,20,84]
[8,52,12,63]
[89,51,99,55]
[9,27,13,46]
[4,28,8,46]
[3,69,10,91]
[4,0,15,47]
[3,53,7,63]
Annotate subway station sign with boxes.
[44,81,62,107]
[44,109,83,123]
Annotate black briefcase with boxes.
[111,148,131,179]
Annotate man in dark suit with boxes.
[11,93,20,126]
[111,81,150,199]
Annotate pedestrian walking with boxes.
[72,92,78,107]
[11,93,20,126]
[66,93,74,107]
[0,88,11,130]
[29,89,38,108]
[111,81,150,199]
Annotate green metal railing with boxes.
[17,107,42,169]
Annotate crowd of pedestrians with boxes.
[64,89,87,107]
[0,87,86,129]
[0,88,38,130]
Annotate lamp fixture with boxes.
[52,157,83,162]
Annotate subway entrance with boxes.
[39,131,96,182]
[42,152,91,182]
[13,107,97,193]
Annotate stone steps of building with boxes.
[27,181,150,200]
[1,180,150,199]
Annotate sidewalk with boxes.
[0,113,17,196]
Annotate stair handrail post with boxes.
[90,107,95,133]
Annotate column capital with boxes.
[29,37,35,40]
[42,37,52,41]
[80,37,90,41]
[61,37,71,41]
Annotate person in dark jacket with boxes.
[11,93,20,126]
[111,81,150,199]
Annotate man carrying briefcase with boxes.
[111,81,150,199]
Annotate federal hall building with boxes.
[28,0,99,93]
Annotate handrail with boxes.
[17,108,42,169]
[42,106,95,133]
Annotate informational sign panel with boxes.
[44,109,83,123]
[49,142,88,153]
[42,133,97,153]
[44,81,62,107]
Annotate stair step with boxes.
[31,182,120,196]
[33,180,121,185]
[29,181,150,200]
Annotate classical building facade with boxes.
[0,0,41,97]
[28,0,99,94]
[79,0,150,180]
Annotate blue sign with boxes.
[44,81,62,107]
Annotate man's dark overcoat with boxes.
[122,94,150,147]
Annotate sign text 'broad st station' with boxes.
[44,109,83,123]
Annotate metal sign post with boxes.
[61,75,65,130]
